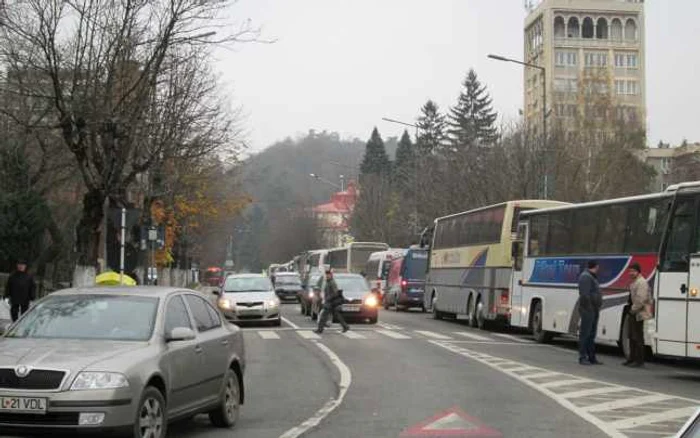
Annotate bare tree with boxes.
[0,0,256,265]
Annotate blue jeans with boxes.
[579,310,599,361]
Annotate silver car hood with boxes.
[0,338,149,373]
[224,291,274,302]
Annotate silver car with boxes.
[216,274,281,326]
[0,287,245,438]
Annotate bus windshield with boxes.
[404,251,429,280]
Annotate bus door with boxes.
[687,252,700,358]
[657,196,697,357]
[510,222,528,327]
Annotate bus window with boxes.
[662,198,695,272]
[572,207,600,255]
[403,251,429,280]
[548,211,572,255]
[528,214,549,256]
[626,199,669,253]
[597,205,626,254]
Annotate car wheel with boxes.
[209,369,240,428]
[369,316,378,324]
[134,386,167,438]
[532,301,554,343]
[272,318,282,327]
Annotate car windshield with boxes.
[334,276,370,293]
[224,276,272,292]
[5,295,158,341]
[275,276,301,286]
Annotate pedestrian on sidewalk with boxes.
[578,260,603,366]
[314,268,349,334]
[3,259,36,322]
[623,263,652,367]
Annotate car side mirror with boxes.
[167,327,196,342]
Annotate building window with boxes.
[596,18,609,39]
[626,54,638,68]
[555,51,577,67]
[555,78,578,93]
[625,18,638,41]
[554,16,566,38]
[582,17,594,39]
[585,52,608,68]
[611,18,623,40]
[615,79,639,95]
[615,54,625,68]
[615,53,638,69]
[568,17,580,38]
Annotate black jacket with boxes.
[578,270,602,313]
[4,271,36,304]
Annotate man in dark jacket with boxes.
[578,260,603,365]
[4,260,36,322]
[314,269,349,334]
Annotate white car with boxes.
[215,274,281,326]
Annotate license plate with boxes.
[0,396,47,414]
[342,304,361,312]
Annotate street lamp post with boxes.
[488,53,549,199]
[309,173,342,190]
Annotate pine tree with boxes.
[416,100,447,156]
[448,69,499,149]
[360,127,392,176]
[394,130,415,175]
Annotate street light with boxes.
[381,117,419,140]
[309,173,342,190]
[488,53,550,199]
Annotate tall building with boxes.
[524,0,645,136]
[640,142,700,192]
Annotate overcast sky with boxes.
[215,0,700,151]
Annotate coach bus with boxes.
[326,242,389,274]
[425,200,568,328]
[512,181,700,360]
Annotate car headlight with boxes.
[218,298,234,310]
[308,291,315,298]
[364,295,378,307]
[267,299,279,307]
[71,372,129,391]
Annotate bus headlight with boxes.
[364,295,378,307]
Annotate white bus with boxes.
[365,249,405,295]
[326,242,389,274]
[425,200,568,328]
[512,182,700,360]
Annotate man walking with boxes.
[624,263,652,367]
[578,260,603,365]
[4,260,36,322]
[314,269,349,334]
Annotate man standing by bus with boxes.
[624,263,652,367]
[578,260,603,365]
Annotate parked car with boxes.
[216,274,281,326]
[383,247,429,311]
[311,273,378,324]
[0,287,245,437]
[300,274,321,317]
[273,272,303,302]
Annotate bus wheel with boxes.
[475,300,486,330]
[532,302,553,343]
[620,313,632,361]
[431,294,442,320]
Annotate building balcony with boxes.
[554,37,641,50]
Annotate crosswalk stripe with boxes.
[492,333,534,343]
[524,371,561,380]
[297,330,321,340]
[415,330,452,340]
[609,406,697,430]
[342,330,366,339]
[376,329,411,339]
[540,379,592,389]
[585,394,675,413]
[559,386,630,399]
[454,331,491,341]
[258,331,281,339]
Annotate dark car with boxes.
[383,247,429,311]
[311,273,378,324]
[273,272,303,302]
[299,274,321,317]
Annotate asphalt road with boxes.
[5,302,700,437]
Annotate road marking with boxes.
[415,330,452,340]
[540,379,592,389]
[504,366,540,374]
[584,394,674,413]
[377,322,403,330]
[279,341,352,438]
[609,407,696,430]
[454,331,491,341]
[523,371,561,379]
[492,333,534,343]
[342,330,366,339]
[297,330,321,340]
[281,316,300,329]
[258,331,281,339]
[559,386,629,399]
[376,329,411,339]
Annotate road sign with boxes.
[400,407,502,437]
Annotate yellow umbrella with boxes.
[96,271,137,286]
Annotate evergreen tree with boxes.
[360,127,391,176]
[447,69,499,149]
[416,100,447,156]
[394,130,415,176]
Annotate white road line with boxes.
[523,371,561,380]
[281,316,300,329]
[258,331,281,340]
[297,330,321,340]
[540,379,592,389]
[377,322,402,330]
[609,407,697,430]
[415,330,452,340]
[505,366,541,374]
[279,341,352,438]
[376,329,411,339]
[342,330,366,339]
[454,331,491,341]
[559,386,629,399]
[585,394,674,413]
[492,333,534,343]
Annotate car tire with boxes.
[134,386,167,438]
[209,369,240,428]
[272,318,282,327]
[368,316,378,324]
[532,301,554,343]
